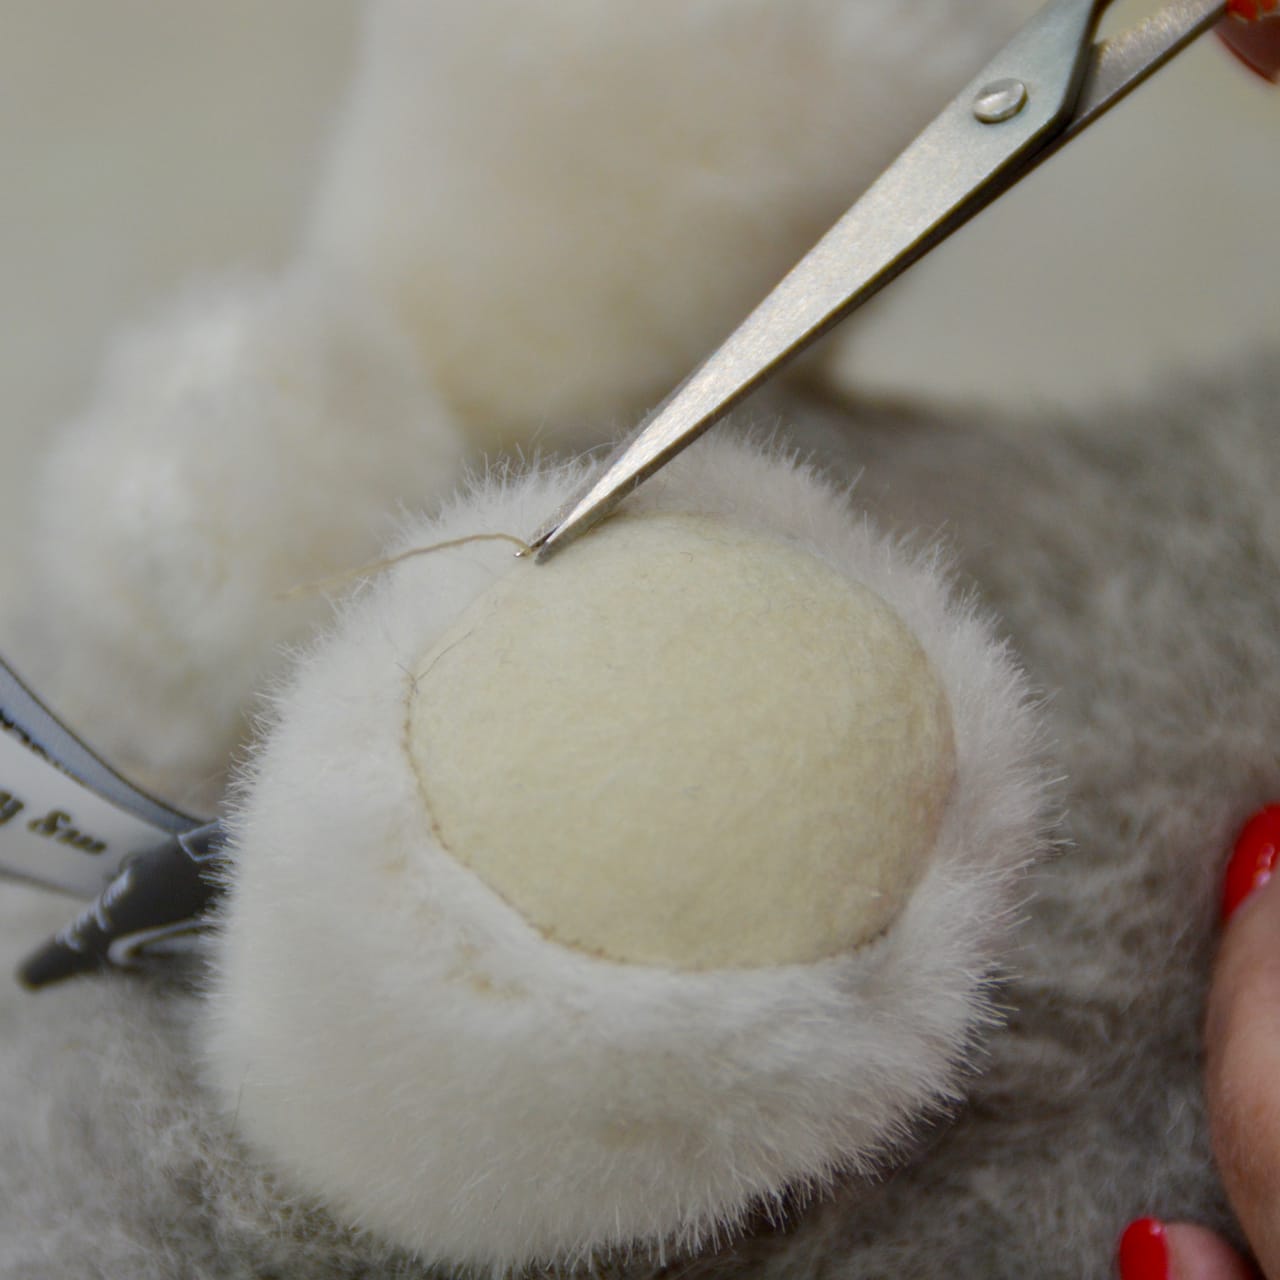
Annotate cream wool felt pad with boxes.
[204,433,1048,1270]
[409,513,956,970]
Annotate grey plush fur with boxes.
[2,355,1276,1278]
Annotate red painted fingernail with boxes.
[1222,805,1280,925]
[1217,0,1280,82]
[1117,1218,1170,1280]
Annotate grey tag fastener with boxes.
[0,653,225,988]
[18,822,226,988]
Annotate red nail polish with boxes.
[1222,805,1280,925]
[1217,0,1280,82]
[1117,1218,1170,1280]
[1228,0,1277,17]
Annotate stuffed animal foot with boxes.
[203,432,1047,1270]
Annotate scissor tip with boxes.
[531,534,563,565]
[521,522,560,563]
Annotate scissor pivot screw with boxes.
[973,78,1029,124]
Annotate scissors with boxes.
[528,0,1277,562]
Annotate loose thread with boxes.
[277,532,532,601]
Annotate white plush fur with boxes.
[308,0,1026,451]
[203,430,1048,1270]
[19,270,462,813]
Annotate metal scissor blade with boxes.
[1064,0,1225,133]
[967,0,1227,213]
[529,0,1108,559]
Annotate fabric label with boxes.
[0,724,179,897]
[0,657,197,898]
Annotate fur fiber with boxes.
[0,364,1277,1277]
[201,434,1045,1269]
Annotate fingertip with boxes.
[1164,1222,1259,1280]
[1221,806,1280,926]
[1215,5,1280,83]
[1119,1217,1171,1280]
[1117,1219,1256,1280]
[1206,807,1280,1278]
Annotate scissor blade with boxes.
[1067,0,1225,131]
[529,0,1107,559]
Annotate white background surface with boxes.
[833,0,1279,410]
[0,1,1275,563]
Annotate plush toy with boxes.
[1,2,1277,1277]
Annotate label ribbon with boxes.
[0,654,224,987]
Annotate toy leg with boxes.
[205,432,1046,1269]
